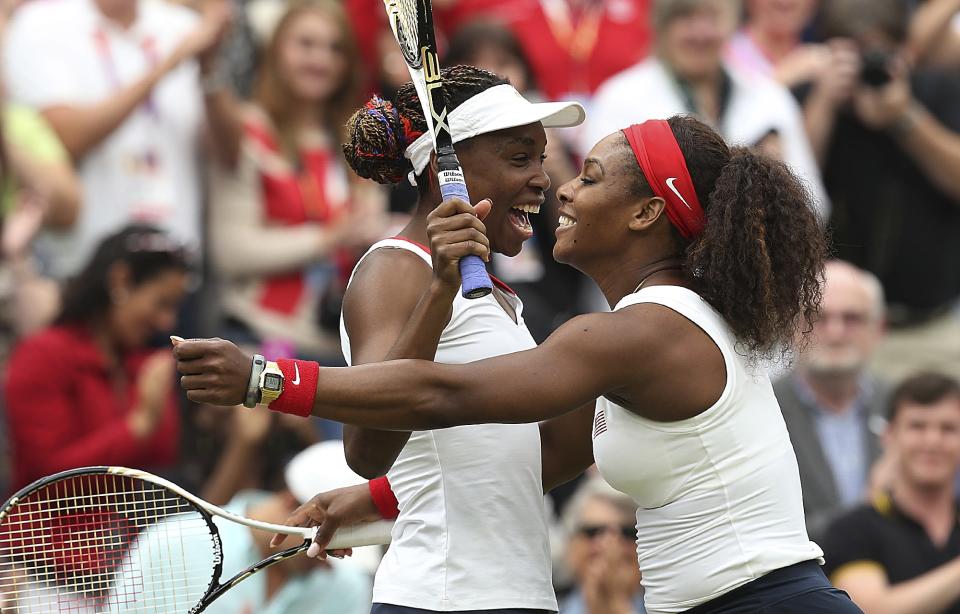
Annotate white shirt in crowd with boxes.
[580,57,829,221]
[3,0,204,277]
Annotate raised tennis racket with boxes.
[0,466,392,613]
[382,0,493,299]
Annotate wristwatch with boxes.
[244,354,267,408]
[258,361,285,405]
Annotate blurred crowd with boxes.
[0,0,958,611]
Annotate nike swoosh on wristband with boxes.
[292,363,300,386]
[666,177,693,210]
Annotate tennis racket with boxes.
[382,0,493,299]
[0,466,393,613]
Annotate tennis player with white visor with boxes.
[182,66,588,614]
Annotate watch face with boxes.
[264,373,282,391]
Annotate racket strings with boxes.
[392,0,422,64]
[0,473,217,613]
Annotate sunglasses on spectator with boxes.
[576,524,637,540]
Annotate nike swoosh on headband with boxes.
[292,363,300,386]
[665,177,693,211]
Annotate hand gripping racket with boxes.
[382,0,493,298]
[0,466,393,613]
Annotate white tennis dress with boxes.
[592,286,823,614]
[340,238,556,612]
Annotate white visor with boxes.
[404,84,586,184]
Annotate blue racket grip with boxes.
[438,177,493,299]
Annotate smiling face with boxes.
[553,133,651,269]
[802,261,884,377]
[457,122,551,256]
[107,265,188,350]
[660,0,736,81]
[888,398,960,491]
[276,8,349,104]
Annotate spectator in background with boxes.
[727,0,822,86]
[496,0,651,104]
[817,0,960,384]
[560,478,645,614]
[774,260,888,543]
[0,107,83,341]
[822,373,960,614]
[725,0,864,167]
[3,225,187,492]
[582,0,829,220]
[113,440,373,614]
[908,0,960,69]
[209,0,387,360]
[1,0,233,279]
[0,0,83,341]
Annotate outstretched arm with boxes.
[176,307,645,430]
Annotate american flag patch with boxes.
[593,410,607,438]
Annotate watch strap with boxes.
[244,354,266,408]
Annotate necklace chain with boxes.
[632,264,684,294]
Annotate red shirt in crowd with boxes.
[4,325,180,493]
[507,0,650,101]
[345,0,650,102]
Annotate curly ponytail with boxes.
[342,66,508,185]
[663,116,827,358]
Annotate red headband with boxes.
[622,120,705,240]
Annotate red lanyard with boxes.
[540,0,604,64]
[93,26,160,118]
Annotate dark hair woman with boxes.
[175,113,861,612]
[195,64,585,614]
[6,225,189,491]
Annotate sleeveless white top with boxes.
[339,238,556,612]
[592,286,823,614]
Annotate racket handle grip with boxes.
[325,519,394,549]
[438,165,493,299]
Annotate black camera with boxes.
[860,50,893,88]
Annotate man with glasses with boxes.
[774,260,889,543]
[560,478,646,614]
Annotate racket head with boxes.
[0,466,222,613]
[382,0,453,149]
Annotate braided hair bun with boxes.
[342,65,508,185]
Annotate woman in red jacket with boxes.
[4,225,189,491]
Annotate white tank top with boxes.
[339,238,556,612]
[592,286,823,614]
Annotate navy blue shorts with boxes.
[371,606,553,614]
[685,560,863,613]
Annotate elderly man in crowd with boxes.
[774,260,888,543]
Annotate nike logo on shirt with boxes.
[292,363,300,386]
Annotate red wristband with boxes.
[368,476,400,519]
[267,359,319,417]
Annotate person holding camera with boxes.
[814,0,960,384]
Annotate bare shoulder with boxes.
[542,306,673,376]
[342,247,433,327]
[548,304,677,347]
[546,302,726,420]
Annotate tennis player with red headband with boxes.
[176,115,863,613]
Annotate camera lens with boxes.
[860,50,892,88]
